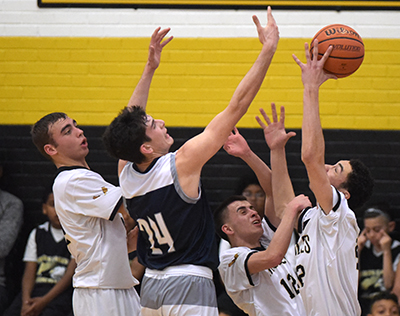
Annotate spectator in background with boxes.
[367,291,399,316]
[236,175,266,218]
[0,163,24,314]
[358,204,400,316]
[4,187,76,316]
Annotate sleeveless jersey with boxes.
[219,219,306,316]
[295,186,361,316]
[35,221,71,284]
[120,152,219,271]
[359,239,400,313]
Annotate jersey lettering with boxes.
[295,234,311,255]
[137,212,175,255]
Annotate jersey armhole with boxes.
[244,251,257,286]
[109,197,123,221]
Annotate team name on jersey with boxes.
[294,234,311,256]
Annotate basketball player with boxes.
[102,7,280,315]
[215,104,307,316]
[256,40,374,315]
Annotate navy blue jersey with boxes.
[35,222,71,284]
[120,152,219,271]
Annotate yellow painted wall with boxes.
[1,36,399,129]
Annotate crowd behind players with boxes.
[1,7,400,316]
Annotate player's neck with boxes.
[54,157,89,169]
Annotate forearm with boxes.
[127,62,157,109]
[40,260,76,305]
[21,263,37,302]
[301,86,325,165]
[230,47,275,116]
[383,250,395,289]
[266,209,297,259]
[270,147,295,220]
[239,149,272,197]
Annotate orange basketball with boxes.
[310,24,364,78]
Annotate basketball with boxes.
[310,24,364,78]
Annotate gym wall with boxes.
[1,0,399,233]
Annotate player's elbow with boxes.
[266,251,285,268]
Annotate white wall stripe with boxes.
[0,0,399,38]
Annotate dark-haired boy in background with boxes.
[4,188,75,316]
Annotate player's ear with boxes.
[140,143,153,155]
[388,220,396,232]
[44,144,57,157]
[42,203,48,216]
[222,224,234,236]
[340,188,350,200]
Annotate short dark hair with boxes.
[369,291,399,313]
[31,112,68,160]
[102,106,150,164]
[363,202,392,222]
[41,183,53,205]
[214,195,247,242]
[235,173,261,196]
[341,159,374,211]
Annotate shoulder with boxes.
[0,189,23,206]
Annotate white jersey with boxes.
[53,166,138,289]
[295,186,361,316]
[219,219,306,316]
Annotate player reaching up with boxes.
[102,7,280,315]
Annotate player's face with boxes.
[47,117,89,163]
[369,299,400,316]
[42,193,62,229]
[227,200,263,241]
[242,184,266,218]
[364,216,390,247]
[325,160,352,190]
[144,115,174,155]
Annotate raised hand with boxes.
[252,6,279,53]
[148,27,173,70]
[292,39,337,88]
[287,194,312,215]
[223,127,251,159]
[256,103,296,151]
[379,229,393,252]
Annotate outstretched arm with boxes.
[176,7,279,196]
[118,27,173,174]
[292,40,336,213]
[223,127,274,223]
[247,194,311,274]
[256,103,296,221]
[127,27,173,110]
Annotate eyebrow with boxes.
[338,163,344,173]
[60,120,77,134]
[236,206,247,213]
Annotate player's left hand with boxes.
[223,127,251,158]
[148,27,173,70]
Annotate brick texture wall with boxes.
[1,124,399,234]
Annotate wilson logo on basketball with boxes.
[310,24,364,78]
[325,27,361,39]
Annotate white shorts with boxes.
[73,287,140,316]
[140,265,218,316]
